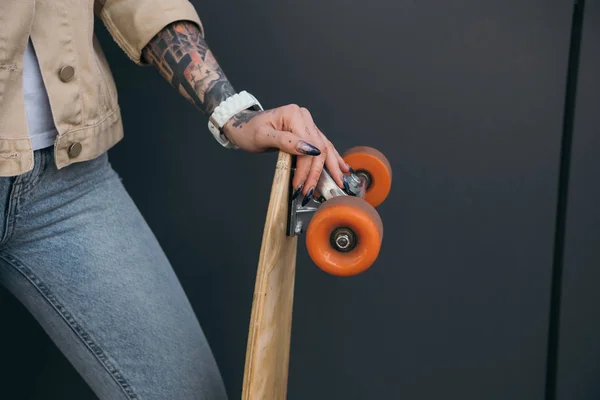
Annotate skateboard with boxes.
[242,146,392,399]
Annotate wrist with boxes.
[223,109,260,133]
[207,91,263,149]
[203,84,237,116]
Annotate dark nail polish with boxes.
[291,184,304,200]
[297,141,321,156]
[302,188,314,207]
[348,166,356,174]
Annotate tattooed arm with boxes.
[142,21,235,116]
[142,21,350,202]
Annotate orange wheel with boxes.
[343,146,392,207]
[306,196,383,276]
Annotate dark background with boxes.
[1,0,597,399]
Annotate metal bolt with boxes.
[294,221,303,235]
[348,173,362,186]
[331,228,356,252]
[335,234,351,249]
[356,171,372,190]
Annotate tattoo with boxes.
[229,108,277,129]
[142,21,236,116]
[230,110,261,128]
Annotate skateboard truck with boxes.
[286,166,368,237]
[285,146,391,276]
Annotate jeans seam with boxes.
[16,154,51,207]
[19,167,44,196]
[19,148,52,196]
[0,182,21,246]
[0,252,140,399]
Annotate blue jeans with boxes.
[0,147,228,399]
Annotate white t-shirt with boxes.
[23,39,58,150]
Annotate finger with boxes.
[324,141,345,188]
[282,107,324,200]
[275,105,331,203]
[292,155,312,198]
[310,122,347,188]
[281,106,330,153]
[332,144,351,174]
[255,126,316,198]
[296,108,331,202]
[255,126,322,156]
[270,105,327,154]
[314,126,349,175]
[303,151,327,202]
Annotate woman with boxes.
[0,1,348,398]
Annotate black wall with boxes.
[556,1,600,399]
[2,1,597,399]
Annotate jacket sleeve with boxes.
[94,0,204,65]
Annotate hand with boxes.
[222,104,351,203]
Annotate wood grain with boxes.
[242,151,298,400]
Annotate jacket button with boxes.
[68,142,82,158]
[59,66,75,82]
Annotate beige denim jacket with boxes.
[0,0,203,176]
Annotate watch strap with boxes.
[207,91,263,149]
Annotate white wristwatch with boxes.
[207,90,264,149]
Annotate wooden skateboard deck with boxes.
[242,151,298,400]
[242,146,391,399]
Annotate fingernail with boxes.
[302,188,314,207]
[291,184,304,200]
[348,165,356,174]
[297,141,321,156]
